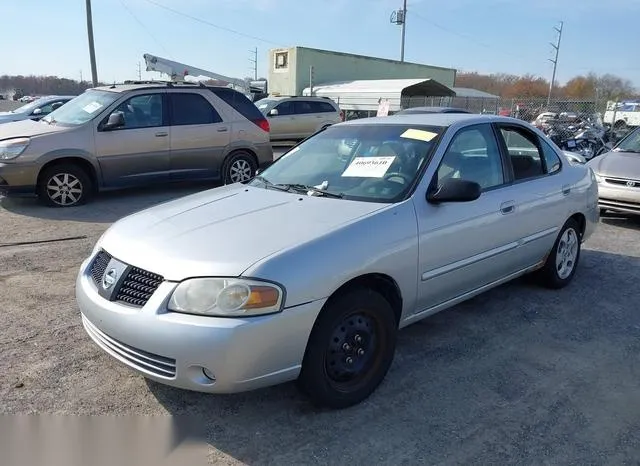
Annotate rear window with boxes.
[210,88,263,121]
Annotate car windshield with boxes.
[41,90,119,126]
[250,123,444,203]
[614,127,640,153]
[12,98,48,114]
[254,98,276,113]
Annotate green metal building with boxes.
[268,46,456,97]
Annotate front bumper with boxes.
[0,162,38,197]
[76,256,324,394]
[598,183,640,215]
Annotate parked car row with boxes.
[0,95,74,125]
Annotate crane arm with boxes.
[143,53,247,90]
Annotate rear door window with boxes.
[170,93,222,125]
[497,126,546,181]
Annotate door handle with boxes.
[562,184,571,195]
[500,201,516,214]
[217,127,228,132]
[155,131,168,137]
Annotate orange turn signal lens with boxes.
[245,286,280,309]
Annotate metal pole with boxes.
[400,0,407,62]
[85,0,98,86]
[547,21,563,107]
[254,47,258,80]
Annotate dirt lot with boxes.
[0,100,23,112]
[1,184,640,464]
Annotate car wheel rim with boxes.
[555,228,578,280]
[324,311,381,390]
[229,159,252,183]
[46,173,83,206]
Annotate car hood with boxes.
[0,118,67,138]
[98,184,389,281]
[0,112,25,123]
[589,150,640,179]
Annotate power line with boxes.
[409,10,524,61]
[140,0,283,46]
[119,0,170,56]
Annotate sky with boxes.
[3,0,640,87]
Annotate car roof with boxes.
[398,106,470,114]
[338,113,526,128]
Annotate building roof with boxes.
[286,46,457,72]
[302,78,455,112]
[450,87,500,99]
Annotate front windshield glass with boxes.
[614,127,640,153]
[13,98,46,114]
[250,124,444,203]
[42,90,119,126]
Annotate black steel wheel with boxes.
[298,288,397,409]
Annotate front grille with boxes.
[89,250,164,308]
[116,267,164,307]
[82,315,176,378]
[90,250,112,286]
[604,177,640,187]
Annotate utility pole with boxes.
[85,0,98,86]
[390,0,408,62]
[137,62,142,80]
[249,47,258,80]
[80,70,83,83]
[547,21,563,107]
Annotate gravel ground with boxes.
[0,100,23,112]
[1,183,640,465]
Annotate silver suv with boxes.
[255,96,343,141]
[0,82,273,207]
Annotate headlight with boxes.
[593,172,604,183]
[168,278,284,317]
[0,138,30,160]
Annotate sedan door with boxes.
[492,123,570,269]
[413,123,529,313]
[94,92,171,188]
[168,92,230,181]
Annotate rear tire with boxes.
[37,163,93,207]
[298,288,398,409]
[222,151,257,185]
[535,218,581,289]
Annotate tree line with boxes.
[0,75,106,97]
[1,72,637,102]
[455,72,638,101]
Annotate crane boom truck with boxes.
[143,53,268,102]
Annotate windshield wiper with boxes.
[254,175,290,192]
[276,183,344,198]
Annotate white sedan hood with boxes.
[98,184,387,281]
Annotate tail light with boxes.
[339,110,345,122]
[254,118,270,132]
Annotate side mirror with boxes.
[427,178,481,204]
[103,111,125,130]
[268,108,279,117]
[32,108,42,116]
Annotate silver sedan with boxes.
[588,126,640,215]
[76,114,599,409]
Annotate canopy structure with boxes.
[302,78,456,112]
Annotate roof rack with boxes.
[118,80,209,88]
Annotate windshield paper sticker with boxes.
[82,102,103,114]
[342,156,396,178]
[400,128,438,142]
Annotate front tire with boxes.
[222,151,257,185]
[536,218,581,289]
[298,288,398,409]
[37,163,93,207]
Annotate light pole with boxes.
[86,0,98,86]
[390,0,408,62]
